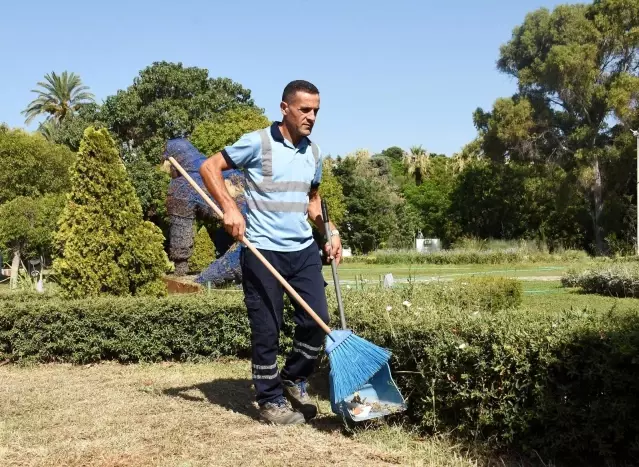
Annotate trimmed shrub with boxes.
[52,127,171,298]
[0,294,256,363]
[337,289,639,463]
[562,262,639,298]
[188,226,216,273]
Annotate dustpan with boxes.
[321,201,407,422]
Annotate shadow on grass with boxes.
[162,360,348,433]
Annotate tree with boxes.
[475,0,639,253]
[22,71,95,125]
[38,103,105,152]
[402,145,431,185]
[0,194,65,289]
[188,226,216,273]
[0,126,75,204]
[333,150,407,253]
[191,106,271,155]
[318,157,346,227]
[99,61,259,221]
[52,127,171,298]
[100,61,257,165]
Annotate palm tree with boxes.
[402,144,430,185]
[22,71,95,125]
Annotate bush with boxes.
[343,248,588,265]
[429,277,523,313]
[0,294,257,363]
[562,262,639,298]
[188,226,216,273]
[338,289,639,464]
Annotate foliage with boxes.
[0,294,254,363]
[342,247,588,265]
[401,155,457,241]
[342,288,639,463]
[0,194,65,260]
[188,226,216,273]
[0,279,518,363]
[562,261,639,297]
[318,158,346,228]
[21,71,95,125]
[0,127,75,204]
[191,106,271,155]
[39,103,105,152]
[475,0,639,253]
[333,150,411,253]
[98,61,258,220]
[52,127,171,298]
[100,61,257,166]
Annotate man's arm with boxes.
[308,187,342,265]
[200,153,246,240]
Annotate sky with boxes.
[0,0,566,158]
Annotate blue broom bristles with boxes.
[325,330,392,403]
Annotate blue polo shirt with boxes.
[221,122,323,252]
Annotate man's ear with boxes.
[280,100,288,116]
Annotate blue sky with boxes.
[1,0,565,157]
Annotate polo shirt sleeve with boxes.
[311,144,323,189]
[221,132,261,170]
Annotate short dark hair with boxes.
[282,80,319,103]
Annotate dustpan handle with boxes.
[321,199,347,330]
[168,156,333,336]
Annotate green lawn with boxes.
[323,262,570,284]
[323,262,638,314]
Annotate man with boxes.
[199,80,342,425]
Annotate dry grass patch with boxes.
[0,358,481,467]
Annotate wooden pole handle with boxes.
[167,156,333,336]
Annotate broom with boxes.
[167,156,391,403]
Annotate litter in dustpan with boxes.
[329,361,407,422]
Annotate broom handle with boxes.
[168,156,332,336]
[321,200,347,330]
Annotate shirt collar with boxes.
[270,121,311,148]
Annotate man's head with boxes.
[280,80,320,139]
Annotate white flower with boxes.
[402,301,411,307]
[386,305,393,312]
[458,343,467,350]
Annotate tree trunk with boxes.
[9,248,20,290]
[592,156,606,254]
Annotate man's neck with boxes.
[279,121,302,147]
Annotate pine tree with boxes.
[188,225,216,274]
[52,126,170,298]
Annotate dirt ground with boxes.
[0,359,480,467]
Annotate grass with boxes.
[0,358,489,467]
[323,263,569,285]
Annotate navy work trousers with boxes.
[240,242,330,406]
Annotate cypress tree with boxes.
[52,126,170,298]
[188,225,216,274]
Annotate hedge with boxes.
[341,289,639,464]
[562,262,639,298]
[0,278,519,363]
[2,279,638,463]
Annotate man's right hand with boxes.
[223,207,246,241]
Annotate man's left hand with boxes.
[324,234,343,266]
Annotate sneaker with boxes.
[259,397,305,425]
[283,379,318,421]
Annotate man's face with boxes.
[281,91,320,137]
